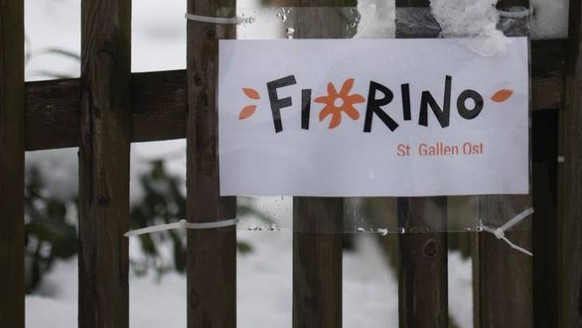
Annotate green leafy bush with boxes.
[24,158,267,292]
[24,167,77,292]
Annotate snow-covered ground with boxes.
[27,232,406,328]
[22,0,562,326]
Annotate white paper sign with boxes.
[218,38,529,197]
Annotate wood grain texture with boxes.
[290,1,353,327]
[559,0,582,326]
[476,197,533,328]
[24,46,564,151]
[78,0,131,326]
[472,1,534,327]
[397,198,448,328]
[25,70,187,150]
[0,0,25,327]
[186,0,237,327]
[395,2,448,327]
[293,198,343,328]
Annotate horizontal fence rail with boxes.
[25,39,565,151]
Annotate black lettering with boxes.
[457,89,484,119]
[301,89,311,130]
[364,81,399,132]
[401,83,411,121]
[418,75,451,128]
[267,75,297,133]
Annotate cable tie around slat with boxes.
[498,6,533,19]
[480,207,534,256]
[185,13,255,25]
[125,218,239,237]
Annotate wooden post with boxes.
[186,1,237,327]
[394,1,448,327]
[289,1,354,327]
[558,0,582,325]
[475,196,532,327]
[473,1,533,327]
[293,198,343,327]
[531,109,558,328]
[0,0,25,327]
[78,0,132,326]
[397,197,448,328]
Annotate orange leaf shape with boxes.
[491,89,514,103]
[243,88,261,100]
[239,105,257,120]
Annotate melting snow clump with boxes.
[430,0,509,56]
[356,0,396,38]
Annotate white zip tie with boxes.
[124,218,239,237]
[480,207,534,256]
[498,6,534,19]
[185,13,254,25]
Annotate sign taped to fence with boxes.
[218,38,529,197]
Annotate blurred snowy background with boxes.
[22,0,567,327]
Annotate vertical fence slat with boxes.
[293,198,343,327]
[186,0,237,327]
[532,109,558,327]
[473,1,533,327]
[291,1,354,327]
[78,0,132,326]
[397,198,448,327]
[0,0,25,327]
[476,198,532,327]
[559,0,582,325]
[394,1,448,327]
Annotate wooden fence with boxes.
[0,0,581,327]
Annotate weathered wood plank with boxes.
[397,198,448,328]
[532,109,558,328]
[186,0,237,327]
[78,0,132,326]
[474,1,534,327]
[531,39,567,111]
[25,70,187,150]
[24,41,565,151]
[0,0,25,327]
[558,0,582,325]
[395,1,448,326]
[476,197,533,327]
[293,198,343,328]
[289,1,352,327]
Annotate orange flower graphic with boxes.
[314,78,365,129]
